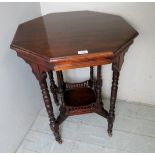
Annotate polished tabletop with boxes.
[11,11,138,61]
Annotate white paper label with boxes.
[78,50,88,54]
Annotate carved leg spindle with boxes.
[96,66,104,111]
[107,51,126,136]
[39,72,62,143]
[108,69,120,137]
[89,66,94,87]
[56,71,68,124]
[56,71,65,106]
[96,66,102,104]
[59,71,64,81]
[95,66,108,118]
[48,71,59,106]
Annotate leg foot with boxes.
[58,139,63,144]
[53,130,62,143]
[108,129,112,137]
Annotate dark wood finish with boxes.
[64,88,96,107]
[29,63,62,143]
[56,71,65,106]
[10,11,138,71]
[108,69,120,136]
[10,11,138,143]
[56,71,68,125]
[95,65,107,117]
[96,66,102,105]
[108,51,126,136]
[89,66,94,87]
[55,67,109,119]
[48,71,59,106]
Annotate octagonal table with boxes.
[10,11,138,143]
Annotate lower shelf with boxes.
[64,87,96,107]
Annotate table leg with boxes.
[56,71,68,124]
[96,66,102,104]
[39,72,62,143]
[48,71,59,106]
[95,66,108,117]
[56,71,65,106]
[59,71,64,82]
[108,69,120,136]
[89,66,94,87]
[29,63,62,143]
[107,51,126,136]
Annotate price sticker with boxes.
[78,50,88,54]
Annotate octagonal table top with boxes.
[10,11,138,71]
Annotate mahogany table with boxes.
[10,11,138,143]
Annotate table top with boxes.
[11,11,138,70]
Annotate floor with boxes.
[17,99,155,153]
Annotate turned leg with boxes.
[38,72,62,143]
[107,51,126,136]
[96,66,102,104]
[56,71,65,106]
[108,69,120,136]
[27,63,62,143]
[59,71,64,82]
[56,71,68,124]
[28,63,62,143]
[89,66,94,87]
[95,66,108,118]
[48,71,59,106]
